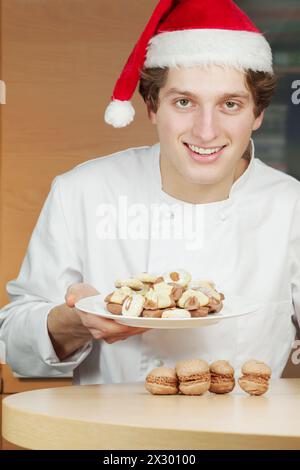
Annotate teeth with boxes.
[187,144,223,155]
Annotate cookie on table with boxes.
[145,367,179,395]
[175,359,210,395]
[209,360,235,394]
[238,360,272,396]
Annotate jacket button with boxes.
[220,212,227,221]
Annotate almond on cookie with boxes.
[162,269,191,287]
[177,289,210,309]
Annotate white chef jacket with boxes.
[0,141,300,383]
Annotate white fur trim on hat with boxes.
[145,29,273,73]
[104,100,135,128]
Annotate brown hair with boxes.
[138,67,277,118]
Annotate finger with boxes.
[103,335,127,344]
[89,329,129,343]
[109,325,151,336]
[89,328,105,340]
[104,328,150,344]
[103,328,150,343]
[66,283,100,305]
[65,283,100,307]
[77,314,135,334]
[77,312,151,339]
[89,326,150,343]
[65,283,84,305]
[65,291,76,308]
[125,327,151,335]
[105,325,151,336]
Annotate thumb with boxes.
[65,282,100,308]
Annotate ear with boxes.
[149,109,157,125]
[252,110,265,131]
[146,102,157,124]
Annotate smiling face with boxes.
[149,65,264,197]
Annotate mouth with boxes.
[183,142,227,163]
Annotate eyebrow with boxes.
[163,88,250,101]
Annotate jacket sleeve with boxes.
[0,176,92,377]
[291,196,300,338]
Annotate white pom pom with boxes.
[104,100,135,128]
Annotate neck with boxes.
[159,146,251,205]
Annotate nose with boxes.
[191,108,219,143]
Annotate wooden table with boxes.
[0,363,72,450]
[2,379,300,450]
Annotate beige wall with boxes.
[0,0,157,305]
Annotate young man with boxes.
[0,0,299,384]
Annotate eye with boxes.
[224,101,239,110]
[175,98,192,108]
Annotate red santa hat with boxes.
[104,0,273,128]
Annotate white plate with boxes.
[75,294,261,329]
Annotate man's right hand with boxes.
[47,282,149,360]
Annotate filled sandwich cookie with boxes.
[145,367,179,395]
[146,359,272,396]
[209,360,235,394]
[238,360,272,396]
[176,359,211,395]
[104,270,224,318]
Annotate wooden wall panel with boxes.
[0,0,157,305]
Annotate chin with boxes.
[183,168,221,186]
